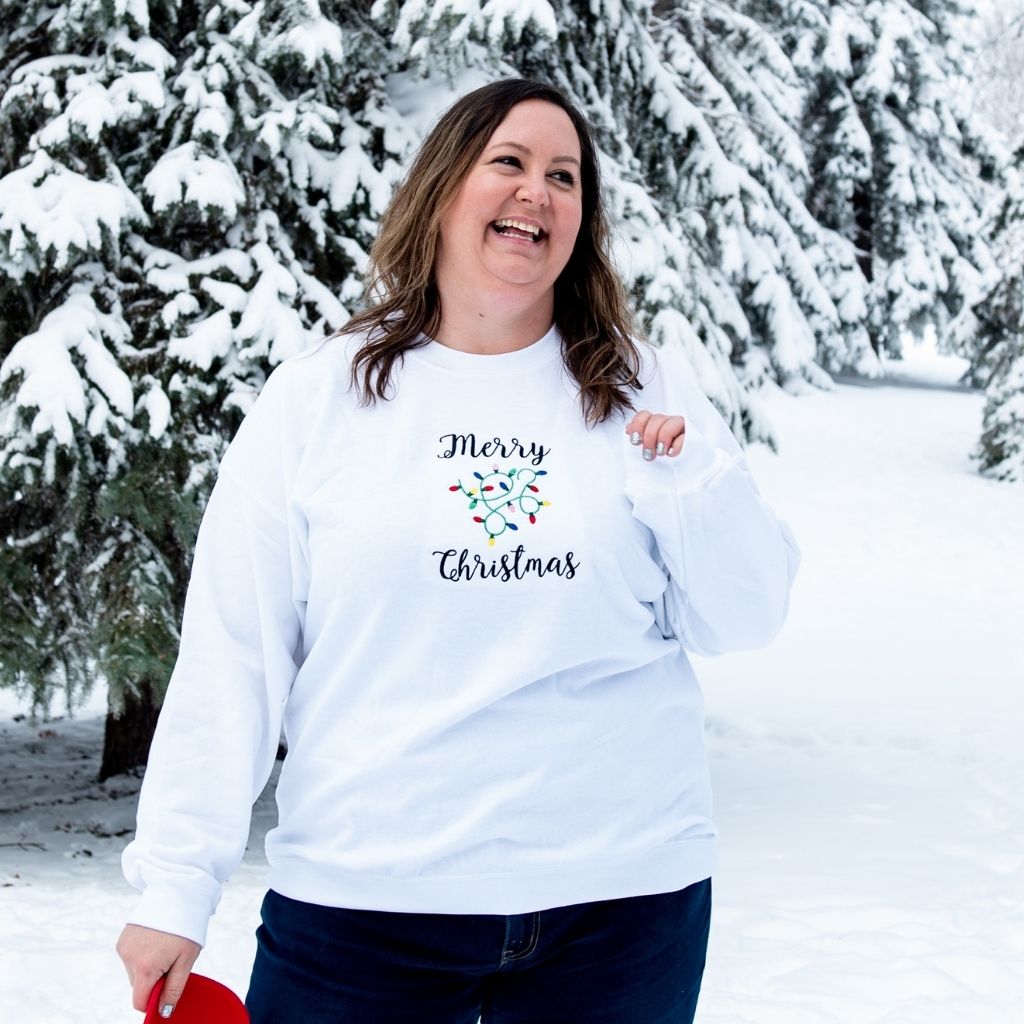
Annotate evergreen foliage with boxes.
[950,146,1024,481]
[0,1,401,727]
[0,0,1004,752]
[953,8,1024,483]
[742,0,998,359]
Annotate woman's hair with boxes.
[342,77,643,426]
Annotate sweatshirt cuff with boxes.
[630,423,735,494]
[125,882,217,948]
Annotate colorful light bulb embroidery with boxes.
[448,466,550,546]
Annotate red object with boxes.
[144,973,249,1023]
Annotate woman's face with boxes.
[435,99,584,302]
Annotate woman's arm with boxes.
[623,344,800,657]
[118,364,309,1009]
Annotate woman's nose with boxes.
[515,175,549,207]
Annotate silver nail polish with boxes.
[630,431,641,445]
[643,448,654,461]
[160,1005,173,1019]
[655,441,665,455]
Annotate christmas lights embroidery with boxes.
[449,465,550,546]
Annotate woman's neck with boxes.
[432,282,555,355]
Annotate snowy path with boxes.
[3,363,1023,1021]
[699,370,1024,1022]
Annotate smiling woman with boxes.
[433,99,583,337]
[342,78,642,427]
[116,78,800,1024]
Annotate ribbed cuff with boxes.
[125,882,217,948]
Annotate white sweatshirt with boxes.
[122,325,800,946]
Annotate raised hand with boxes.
[625,410,686,461]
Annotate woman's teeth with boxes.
[493,218,543,240]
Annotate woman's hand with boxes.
[116,923,201,1017]
[626,410,686,461]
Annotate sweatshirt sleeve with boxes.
[120,365,309,947]
[623,343,801,658]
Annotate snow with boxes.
[482,0,560,43]
[0,291,134,446]
[234,246,315,365]
[138,381,171,439]
[262,16,346,71]
[0,150,142,274]
[118,36,176,76]
[385,0,482,53]
[385,64,495,142]
[2,344,1023,1020]
[0,325,87,447]
[880,329,972,388]
[142,143,245,220]
[8,55,97,85]
[168,310,234,372]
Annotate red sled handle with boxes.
[144,973,249,1022]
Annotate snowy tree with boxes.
[0,0,406,774]
[0,0,163,734]
[748,0,998,357]
[969,0,1024,146]
[947,144,1024,481]
[655,0,875,393]
[1,0,1007,772]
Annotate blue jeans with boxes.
[246,878,711,1023]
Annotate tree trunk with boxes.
[852,181,878,353]
[98,680,160,781]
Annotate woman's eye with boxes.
[490,157,575,187]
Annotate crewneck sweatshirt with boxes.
[122,326,800,946]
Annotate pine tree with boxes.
[1,0,1007,771]
[1,0,167,728]
[0,1,405,773]
[969,0,1024,146]
[655,0,875,398]
[949,145,1024,481]
[762,0,998,357]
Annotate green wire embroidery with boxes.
[449,466,550,546]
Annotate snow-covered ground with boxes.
[2,343,1023,1022]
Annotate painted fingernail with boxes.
[656,441,665,455]
[642,448,654,461]
[160,1006,173,1019]
[630,431,641,445]
[667,446,675,456]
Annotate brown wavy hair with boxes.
[342,78,643,426]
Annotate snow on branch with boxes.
[0,151,142,276]
[0,291,133,446]
[142,143,245,220]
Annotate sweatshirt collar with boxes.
[410,323,562,375]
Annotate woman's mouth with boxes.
[491,218,546,243]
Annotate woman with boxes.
[117,78,799,1023]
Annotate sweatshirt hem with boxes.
[266,839,717,915]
